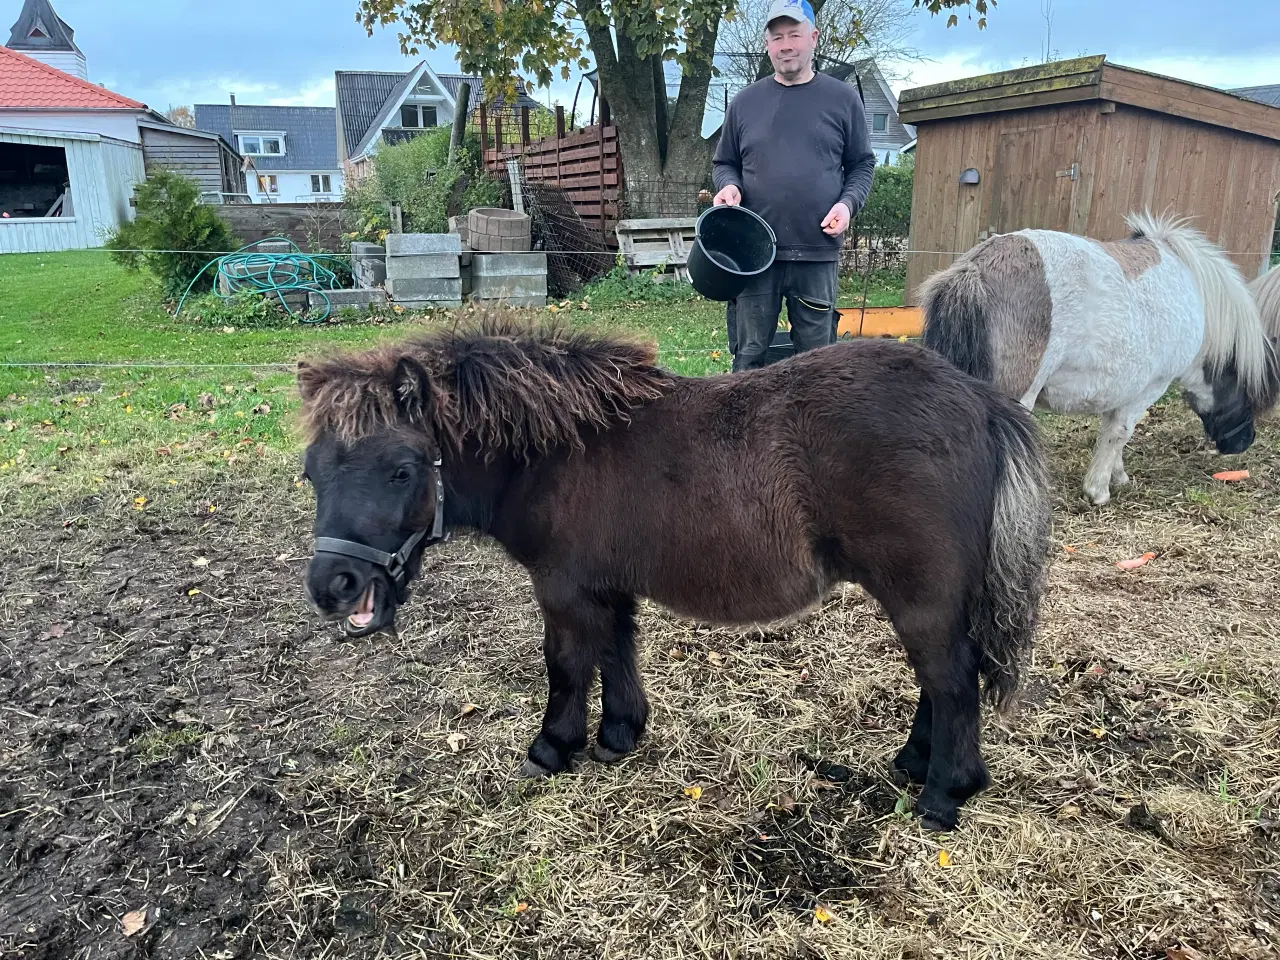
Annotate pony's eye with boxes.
[391,466,412,484]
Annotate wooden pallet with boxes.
[615,217,698,282]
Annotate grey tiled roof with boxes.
[1231,84,1280,108]
[335,70,408,158]
[7,0,82,55]
[193,104,339,172]
[336,67,544,159]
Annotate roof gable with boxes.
[0,44,142,109]
[350,60,433,159]
[7,0,81,54]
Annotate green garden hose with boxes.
[175,237,348,323]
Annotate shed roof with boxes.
[193,103,339,171]
[0,43,143,109]
[1232,84,1280,109]
[898,55,1280,143]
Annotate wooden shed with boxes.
[897,55,1280,304]
[138,119,246,201]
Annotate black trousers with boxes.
[726,259,839,371]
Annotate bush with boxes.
[106,169,239,300]
[345,127,504,241]
[579,255,701,306]
[854,157,913,251]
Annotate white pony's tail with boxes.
[1126,210,1275,408]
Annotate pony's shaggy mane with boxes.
[1126,209,1277,410]
[297,311,673,457]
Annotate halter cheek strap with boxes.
[312,457,447,590]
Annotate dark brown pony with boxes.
[297,312,1052,830]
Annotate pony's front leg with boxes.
[1083,410,1135,505]
[594,594,650,764]
[522,579,602,777]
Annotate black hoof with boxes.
[915,797,960,832]
[519,758,557,779]
[890,745,930,786]
[592,743,628,764]
[919,814,955,833]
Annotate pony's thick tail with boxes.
[973,398,1052,710]
[919,258,994,383]
[1127,211,1275,409]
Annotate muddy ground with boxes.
[2,402,1279,959]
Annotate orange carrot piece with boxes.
[1212,470,1250,482]
[1116,552,1156,571]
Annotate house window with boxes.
[310,174,332,194]
[872,113,888,132]
[256,174,279,195]
[239,134,285,156]
[399,104,438,128]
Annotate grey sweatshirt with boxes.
[712,73,878,262]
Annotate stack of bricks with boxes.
[384,234,463,309]
[469,253,549,308]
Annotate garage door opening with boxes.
[0,143,73,218]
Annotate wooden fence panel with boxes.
[482,112,623,244]
[214,202,346,250]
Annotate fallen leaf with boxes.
[198,393,215,410]
[1087,663,1108,677]
[770,793,797,814]
[1063,544,1078,554]
[707,651,725,666]
[938,849,953,867]
[798,667,810,683]
[814,905,836,924]
[668,647,687,661]
[1167,947,1206,960]
[188,589,202,597]
[684,785,703,800]
[1058,803,1083,819]
[1116,552,1156,571]
[40,622,70,640]
[157,446,172,456]
[1212,470,1250,482]
[1091,726,1106,739]
[121,908,147,936]
[1127,681,1147,699]
[513,902,530,914]
[253,403,272,415]
[808,778,840,792]
[459,703,480,717]
[192,557,210,568]
[446,732,466,753]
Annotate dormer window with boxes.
[399,104,438,128]
[237,133,285,156]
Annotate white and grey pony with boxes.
[919,212,1280,505]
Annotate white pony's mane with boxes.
[1249,264,1280,343]
[1125,210,1273,404]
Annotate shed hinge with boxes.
[1055,162,1080,181]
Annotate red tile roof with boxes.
[0,44,145,110]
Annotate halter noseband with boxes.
[312,457,447,591]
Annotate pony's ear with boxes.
[393,356,433,422]
[297,361,322,402]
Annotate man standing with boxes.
[712,0,877,371]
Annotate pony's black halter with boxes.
[311,457,447,592]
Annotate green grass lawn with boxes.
[0,250,905,514]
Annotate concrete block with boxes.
[354,259,387,289]
[385,253,461,280]
[351,242,385,258]
[472,252,548,277]
[470,293,547,308]
[256,241,292,254]
[395,299,464,310]
[387,277,464,301]
[311,289,388,310]
[473,275,548,299]
[385,232,463,256]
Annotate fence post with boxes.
[479,103,489,166]
[554,106,565,189]
[597,105,608,244]
[521,106,531,146]
[495,114,503,152]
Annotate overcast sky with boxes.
[16,0,1280,122]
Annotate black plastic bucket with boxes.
[687,205,776,301]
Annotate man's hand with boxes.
[714,185,742,207]
[821,201,852,236]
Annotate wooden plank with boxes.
[899,55,1105,107]
[901,85,1099,125]
[1101,64,1280,142]
[617,217,697,231]
[837,306,923,338]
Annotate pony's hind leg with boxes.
[895,603,990,831]
[522,577,605,777]
[891,691,933,786]
[593,594,650,763]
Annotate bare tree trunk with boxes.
[449,81,471,165]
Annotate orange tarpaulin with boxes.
[837,307,923,339]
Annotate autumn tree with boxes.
[166,105,196,128]
[357,0,992,215]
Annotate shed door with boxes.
[989,120,1084,235]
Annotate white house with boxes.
[194,101,344,203]
[335,61,541,181]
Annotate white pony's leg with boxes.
[1082,383,1169,505]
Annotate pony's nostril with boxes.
[329,571,360,601]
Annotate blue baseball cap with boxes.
[765,0,816,29]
